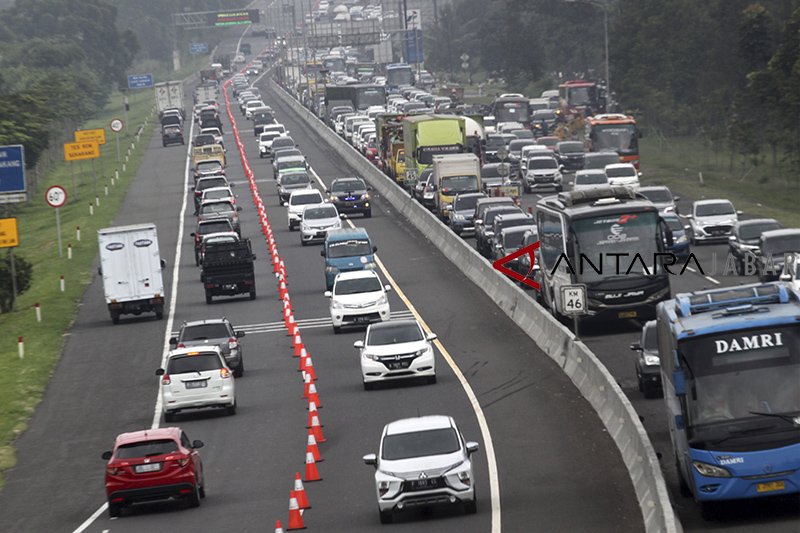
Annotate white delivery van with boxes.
[98,223,165,324]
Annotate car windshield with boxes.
[278,160,305,171]
[201,202,234,214]
[167,353,223,374]
[194,135,214,145]
[533,111,556,120]
[382,428,460,460]
[116,439,179,459]
[441,175,478,193]
[182,324,230,340]
[204,189,230,200]
[584,154,619,169]
[197,178,227,191]
[739,222,780,240]
[331,180,365,193]
[484,136,507,149]
[503,230,527,248]
[485,207,519,225]
[762,234,800,256]
[335,276,382,295]
[664,216,683,232]
[559,142,584,153]
[528,158,557,170]
[509,140,535,155]
[327,238,371,258]
[367,322,423,345]
[606,166,636,178]
[576,172,607,185]
[639,189,672,203]
[198,221,230,234]
[272,138,295,149]
[261,133,281,141]
[290,193,322,206]
[305,206,337,219]
[197,162,222,172]
[282,173,309,185]
[643,324,658,351]
[455,195,481,210]
[696,202,734,217]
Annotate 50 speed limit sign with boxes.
[560,284,587,316]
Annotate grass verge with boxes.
[0,88,157,489]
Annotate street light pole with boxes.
[602,4,610,107]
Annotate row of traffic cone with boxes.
[222,58,325,531]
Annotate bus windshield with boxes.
[495,101,530,124]
[591,124,638,155]
[679,326,800,429]
[356,87,386,109]
[387,67,413,87]
[572,211,660,282]
[567,86,594,107]
[441,175,478,194]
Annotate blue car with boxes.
[321,227,377,290]
[663,213,689,258]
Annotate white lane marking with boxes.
[71,503,109,533]
[170,311,415,335]
[704,275,720,285]
[685,266,696,273]
[304,164,502,532]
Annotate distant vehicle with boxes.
[285,189,325,231]
[493,225,534,263]
[170,318,246,377]
[448,192,486,236]
[523,156,563,193]
[756,228,800,282]
[325,270,391,333]
[362,415,478,523]
[156,347,236,420]
[154,81,185,117]
[586,114,640,168]
[269,136,296,162]
[162,125,184,147]
[489,212,535,258]
[491,94,531,127]
[200,186,235,206]
[197,200,241,234]
[102,427,205,517]
[97,224,165,324]
[637,186,679,214]
[191,219,234,266]
[686,199,741,245]
[200,238,256,303]
[554,141,585,171]
[300,203,342,246]
[558,79,606,116]
[326,177,372,218]
[572,169,609,191]
[728,218,782,273]
[193,176,231,215]
[604,163,640,190]
[583,151,621,170]
[321,227,377,290]
[476,205,522,257]
[432,154,481,219]
[354,319,436,389]
[277,170,313,204]
[629,320,661,398]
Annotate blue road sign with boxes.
[404,30,424,64]
[190,42,209,54]
[0,145,26,194]
[127,74,154,89]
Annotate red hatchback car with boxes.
[102,427,205,517]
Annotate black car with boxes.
[327,177,372,217]
[514,228,541,295]
[269,136,296,162]
[191,219,234,266]
[728,218,781,274]
[583,151,620,170]
[554,141,585,172]
[483,134,516,163]
[489,212,534,257]
[630,321,661,398]
[162,125,184,147]
[476,205,521,257]
[192,133,216,148]
[448,192,486,236]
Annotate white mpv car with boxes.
[325,270,391,332]
[156,347,236,422]
[284,189,325,231]
[354,319,436,389]
[363,415,479,523]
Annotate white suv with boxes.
[353,319,436,389]
[687,199,741,244]
[363,415,479,523]
[325,270,391,333]
[156,347,236,422]
[284,189,325,230]
[604,163,641,190]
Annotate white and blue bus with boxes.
[656,283,800,519]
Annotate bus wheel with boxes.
[676,458,692,498]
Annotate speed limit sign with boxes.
[109,118,124,132]
[45,185,67,208]
[560,284,587,316]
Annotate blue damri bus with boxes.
[656,283,800,519]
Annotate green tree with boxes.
[0,251,33,313]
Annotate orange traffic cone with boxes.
[307,432,322,462]
[302,372,313,399]
[306,401,320,428]
[292,324,300,337]
[278,280,288,300]
[293,334,303,357]
[309,414,326,443]
[298,350,308,372]
[303,358,317,381]
[286,315,296,336]
[307,382,320,405]
[275,519,285,533]
[304,451,322,482]
[294,472,311,509]
[286,496,306,530]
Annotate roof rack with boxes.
[556,186,636,207]
[675,283,789,317]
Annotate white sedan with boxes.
[325,270,390,332]
[354,319,436,389]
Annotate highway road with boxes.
[0,34,643,533]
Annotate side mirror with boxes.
[684,214,693,219]
[237,206,243,212]
[160,259,167,269]
[320,249,326,257]
[465,441,480,455]
[638,172,643,178]
[155,368,165,376]
[283,202,289,207]
[190,232,196,237]
[474,219,483,225]
[324,291,332,298]
[736,210,743,216]
[372,245,378,253]
[384,285,392,292]
[495,243,503,249]
[169,337,178,346]
[630,342,642,351]
[236,331,246,338]
[340,213,346,219]
[353,340,365,349]
[192,440,204,449]
[426,333,438,341]
[673,195,680,201]
[367,186,373,191]
[102,451,113,460]
[362,453,377,466]
[325,190,330,194]
[252,254,257,260]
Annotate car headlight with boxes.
[363,262,377,270]
[413,346,431,358]
[363,352,376,360]
[331,299,344,309]
[692,461,731,478]
[361,193,370,200]
[325,266,339,274]
[453,213,465,221]
[376,294,388,306]
[643,354,660,366]
[301,224,310,232]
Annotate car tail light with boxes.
[176,457,190,467]
[106,465,122,476]
[162,374,171,385]
[177,343,185,348]
[220,367,231,379]
[227,337,238,350]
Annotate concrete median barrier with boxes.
[269,79,681,533]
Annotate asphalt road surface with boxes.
[0,35,643,533]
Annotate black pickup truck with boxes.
[201,239,256,303]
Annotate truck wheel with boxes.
[249,288,256,300]
[111,311,121,325]
[234,360,244,378]
[205,290,213,304]
[155,306,164,320]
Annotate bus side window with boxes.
[538,211,564,269]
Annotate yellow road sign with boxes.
[63,141,100,161]
[0,217,19,248]
[75,128,106,145]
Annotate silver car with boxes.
[687,199,741,244]
[169,318,246,377]
[363,415,479,523]
[300,203,342,245]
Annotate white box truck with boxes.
[154,81,185,115]
[432,153,482,219]
[98,223,165,324]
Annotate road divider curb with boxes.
[269,79,681,533]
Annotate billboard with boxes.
[0,145,25,194]
[128,74,154,89]
[404,30,424,64]
[208,9,259,27]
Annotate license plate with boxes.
[386,361,409,370]
[407,477,443,491]
[185,380,207,389]
[134,463,162,473]
[355,316,372,323]
[756,481,785,493]
[224,284,237,289]
[618,311,637,318]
